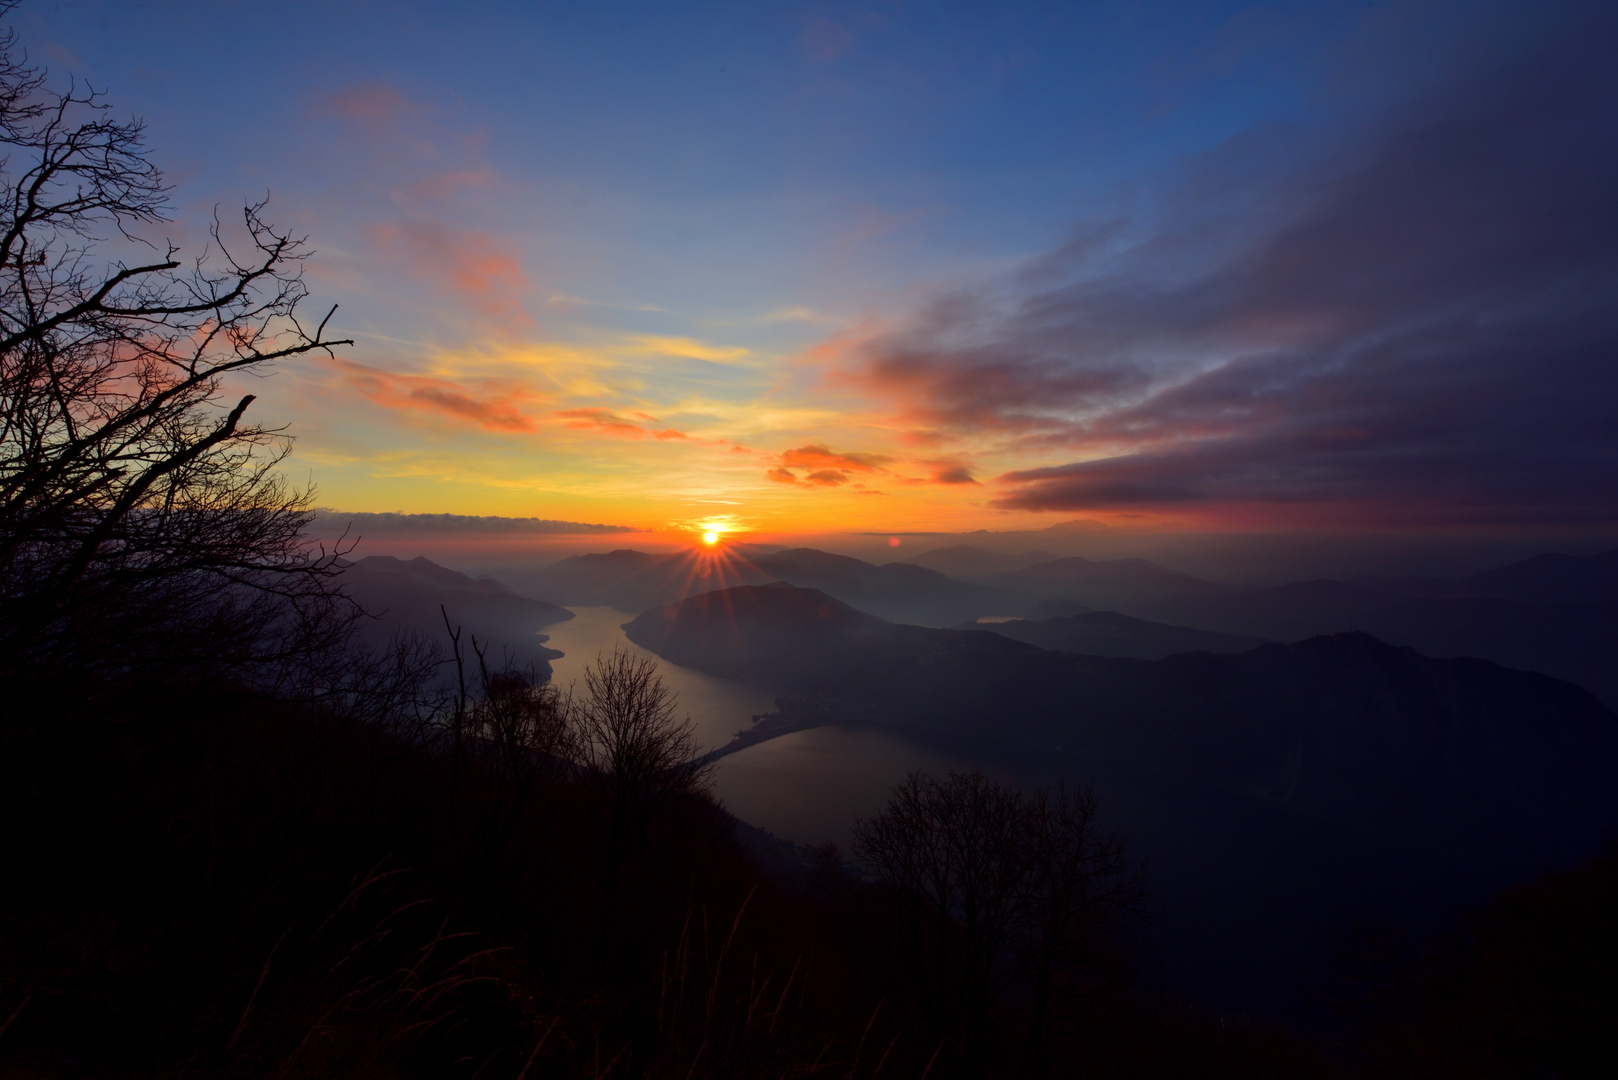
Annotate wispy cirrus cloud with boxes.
[557,408,691,441]
[625,336,752,362]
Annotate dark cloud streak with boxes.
[854,12,1618,525]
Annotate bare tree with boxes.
[1009,784,1140,1078]
[574,648,712,937]
[852,771,1141,1079]
[438,613,577,926]
[0,9,352,694]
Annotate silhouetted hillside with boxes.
[998,556,1222,613]
[903,545,1057,580]
[1335,847,1618,1078]
[517,546,995,625]
[1461,547,1618,601]
[626,585,1615,851]
[1146,579,1391,640]
[1353,596,1618,709]
[1028,597,1094,618]
[995,550,1618,707]
[626,584,1618,1011]
[1126,563,1618,708]
[969,610,1266,659]
[525,540,1618,712]
[751,548,995,625]
[515,548,680,606]
[340,555,571,674]
[1355,547,1618,603]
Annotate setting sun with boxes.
[702,530,719,545]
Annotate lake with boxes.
[543,606,967,846]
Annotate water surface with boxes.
[712,727,967,848]
[545,605,969,845]
[543,606,774,751]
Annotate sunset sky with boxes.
[35,1,1618,541]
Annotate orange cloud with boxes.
[557,408,648,437]
[553,409,694,442]
[920,457,981,485]
[779,444,891,473]
[334,359,536,432]
[767,443,896,489]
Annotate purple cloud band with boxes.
[853,14,1618,525]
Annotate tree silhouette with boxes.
[0,7,352,696]
[441,610,576,931]
[853,771,1141,1078]
[575,648,713,944]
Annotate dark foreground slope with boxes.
[626,584,1618,1012]
[3,676,1346,1078]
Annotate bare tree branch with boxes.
[0,21,356,698]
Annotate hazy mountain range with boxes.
[505,545,998,626]
[493,543,1618,707]
[338,555,571,675]
[333,543,1618,1011]
[965,611,1265,660]
[623,583,1614,853]
[623,581,1618,1011]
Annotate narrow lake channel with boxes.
[542,606,967,847]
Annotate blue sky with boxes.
[26,0,1616,536]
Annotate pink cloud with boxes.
[404,168,496,202]
[333,359,536,432]
[321,81,416,126]
[364,221,531,330]
[556,408,650,437]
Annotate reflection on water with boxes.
[713,727,966,848]
[543,606,777,751]
[544,605,969,846]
